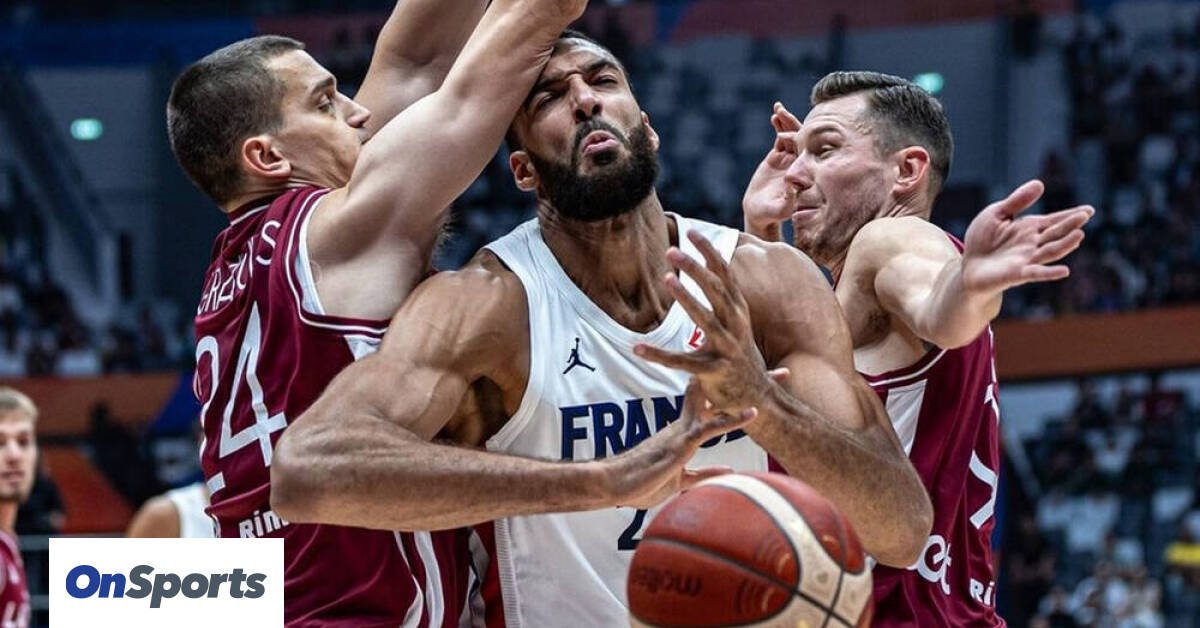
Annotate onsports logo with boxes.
[65,564,266,609]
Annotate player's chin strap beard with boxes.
[530,124,659,223]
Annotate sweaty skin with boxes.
[275,42,932,567]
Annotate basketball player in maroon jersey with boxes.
[0,389,36,628]
[167,0,599,624]
[742,72,1094,626]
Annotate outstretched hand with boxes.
[633,231,777,417]
[962,179,1095,294]
[615,378,759,509]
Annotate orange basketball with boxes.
[627,472,874,627]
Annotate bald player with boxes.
[167,0,596,623]
[273,32,931,627]
[742,72,1093,626]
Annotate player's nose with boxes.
[784,157,813,189]
[345,98,371,130]
[571,82,602,123]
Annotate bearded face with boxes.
[527,120,659,222]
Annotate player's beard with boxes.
[530,122,659,223]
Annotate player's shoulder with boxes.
[733,232,829,295]
[416,249,526,313]
[385,250,529,356]
[847,216,955,268]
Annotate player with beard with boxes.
[273,32,931,626]
[742,72,1093,626]
[0,389,36,628]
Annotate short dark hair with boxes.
[167,35,305,204]
[504,29,630,153]
[811,71,954,198]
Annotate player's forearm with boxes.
[272,414,622,530]
[347,0,576,227]
[914,258,1002,349]
[355,0,489,130]
[747,384,932,567]
[373,0,487,70]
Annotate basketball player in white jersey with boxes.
[273,32,932,627]
[127,482,214,538]
[741,75,1092,625]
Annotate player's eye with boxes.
[594,75,618,85]
[534,92,559,111]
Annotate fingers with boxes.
[772,102,802,132]
[1020,264,1070,283]
[661,271,724,339]
[685,232,738,300]
[1033,229,1085,264]
[991,179,1045,219]
[665,247,734,325]
[700,407,758,438]
[1036,207,1093,245]
[634,341,715,374]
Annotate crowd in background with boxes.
[1005,377,1200,627]
[1004,13,1200,318]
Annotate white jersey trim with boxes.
[867,348,948,388]
[285,189,389,337]
[394,532,427,628]
[228,204,268,226]
[481,225,548,452]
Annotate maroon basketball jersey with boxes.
[193,187,468,627]
[0,532,28,628]
[864,234,1005,627]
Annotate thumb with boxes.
[767,367,790,383]
[992,179,1045,219]
[679,466,735,491]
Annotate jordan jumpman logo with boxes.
[562,337,596,374]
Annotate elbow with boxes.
[269,432,324,524]
[873,488,934,568]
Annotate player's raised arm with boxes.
[863,180,1093,350]
[307,0,589,319]
[353,0,489,134]
[270,256,754,531]
[633,232,933,567]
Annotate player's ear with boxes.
[509,151,539,192]
[641,112,660,153]
[893,146,930,200]
[242,135,291,183]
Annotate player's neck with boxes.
[0,502,18,535]
[878,192,932,221]
[538,192,677,332]
[220,182,305,215]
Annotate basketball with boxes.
[628,472,873,628]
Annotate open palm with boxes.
[962,180,1094,293]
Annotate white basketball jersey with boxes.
[165,482,215,538]
[479,214,768,628]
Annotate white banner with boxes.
[49,538,283,627]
